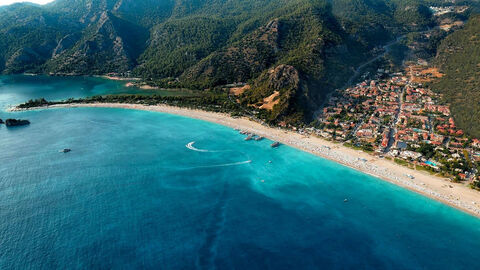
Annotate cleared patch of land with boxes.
[229,85,251,96]
[259,91,280,110]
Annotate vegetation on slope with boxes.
[0,0,452,123]
[433,14,480,138]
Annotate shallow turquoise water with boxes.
[1,77,480,269]
[0,75,186,111]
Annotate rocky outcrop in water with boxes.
[5,119,30,127]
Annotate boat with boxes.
[60,149,71,153]
[271,142,280,148]
[254,136,263,141]
[245,134,254,141]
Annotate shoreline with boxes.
[14,103,480,218]
[15,73,160,90]
[97,75,142,81]
[96,75,162,90]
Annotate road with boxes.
[314,35,406,119]
[384,85,405,153]
[345,35,406,88]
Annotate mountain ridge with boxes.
[432,14,480,138]
[0,0,447,123]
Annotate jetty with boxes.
[245,134,254,141]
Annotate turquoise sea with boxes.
[0,75,188,110]
[1,75,480,269]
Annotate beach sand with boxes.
[16,103,480,217]
[98,75,142,81]
[138,84,159,90]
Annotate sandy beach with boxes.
[98,75,142,81]
[15,103,480,217]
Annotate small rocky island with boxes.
[5,119,30,127]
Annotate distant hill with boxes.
[433,14,480,138]
[0,0,445,123]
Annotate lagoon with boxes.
[0,75,188,111]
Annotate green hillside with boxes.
[433,14,480,138]
[0,0,451,123]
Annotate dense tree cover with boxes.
[0,3,78,73]
[137,17,236,79]
[0,0,442,77]
[392,0,434,28]
[0,0,459,122]
[432,15,480,138]
[417,143,436,159]
[17,94,247,116]
[44,12,149,74]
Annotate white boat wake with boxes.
[184,141,251,169]
[187,160,252,170]
[186,141,220,152]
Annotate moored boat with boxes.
[271,142,280,148]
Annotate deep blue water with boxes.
[1,76,480,269]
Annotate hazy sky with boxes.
[0,0,54,6]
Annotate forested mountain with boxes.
[0,0,451,122]
[433,14,480,138]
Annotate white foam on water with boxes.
[186,141,219,152]
[187,160,252,170]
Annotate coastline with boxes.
[97,75,142,81]
[96,75,157,89]
[95,75,164,90]
[15,103,480,217]
[15,73,159,90]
